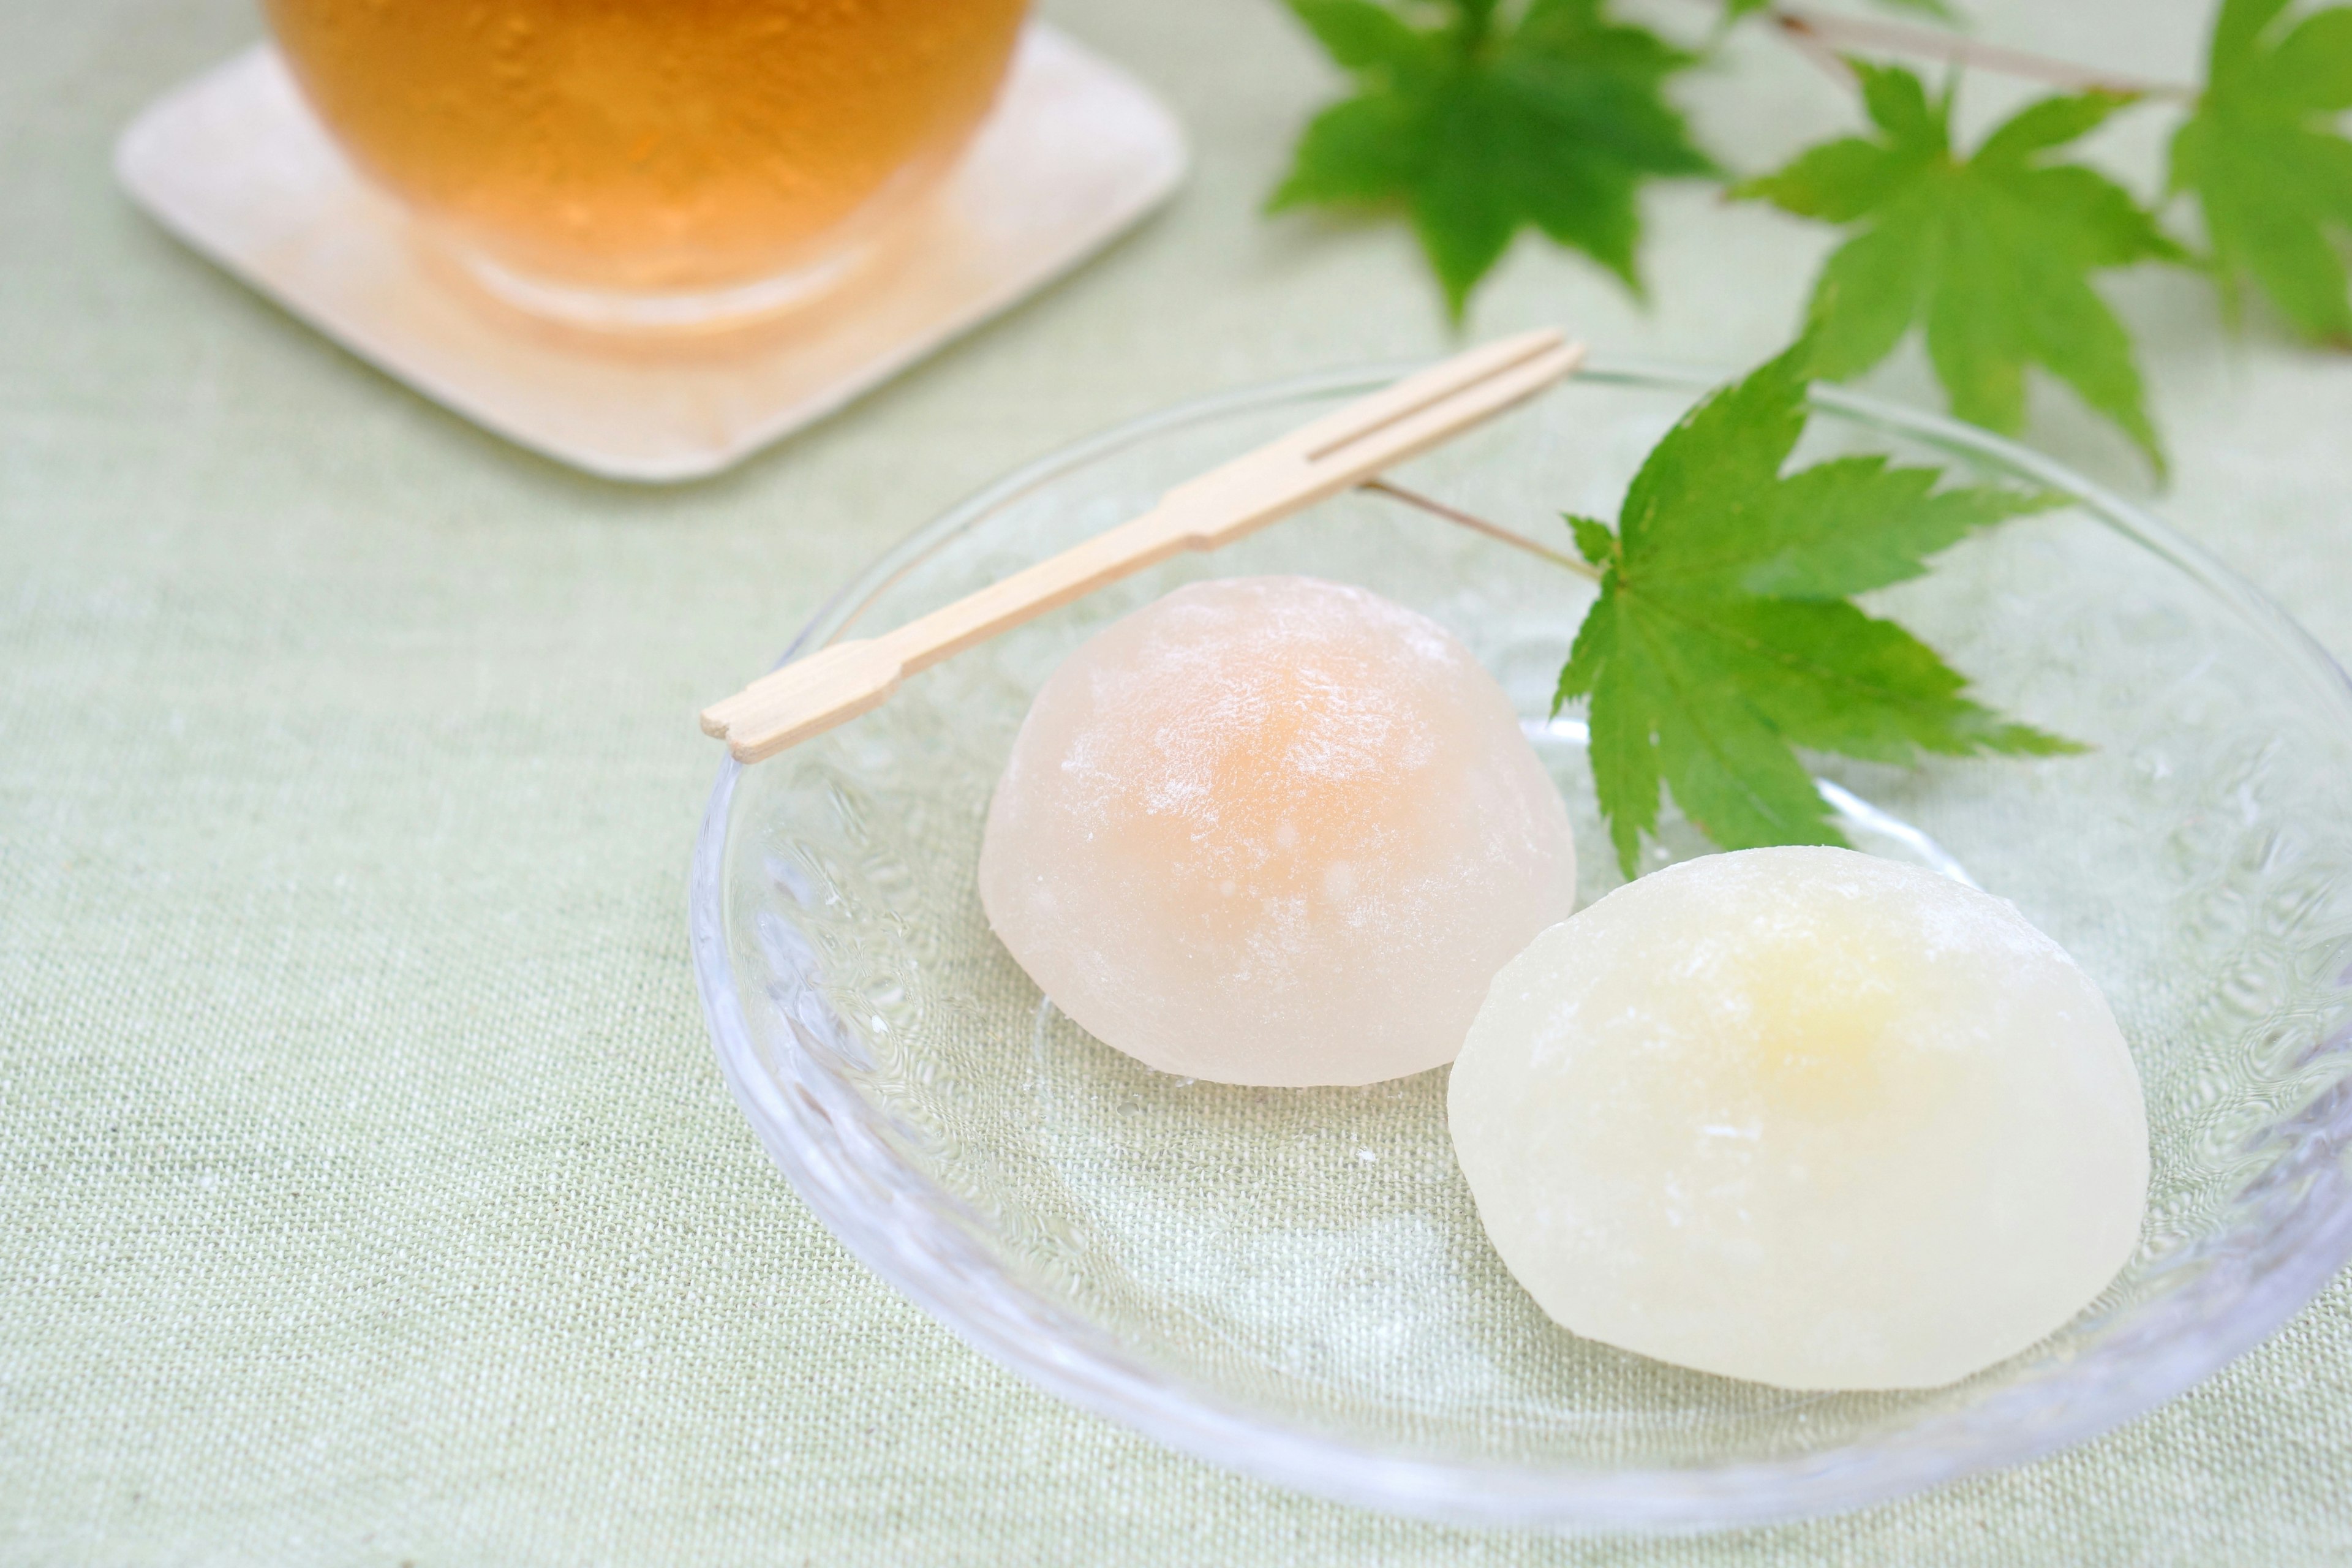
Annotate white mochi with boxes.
[1449,846,2148,1391]
[979,575,1577,1087]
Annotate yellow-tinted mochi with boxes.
[1449,846,2148,1390]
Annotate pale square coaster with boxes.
[115,28,1187,482]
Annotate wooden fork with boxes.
[700,328,1586,764]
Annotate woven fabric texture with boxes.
[4,0,2350,1562]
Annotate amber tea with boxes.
[265,0,1030,308]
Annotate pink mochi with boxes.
[979,575,1577,1086]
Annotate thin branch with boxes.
[1359,478,1603,582]
[1769,11,1857,89]
[1766,6,2196,100]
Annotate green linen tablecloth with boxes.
[6,0,2350,1561]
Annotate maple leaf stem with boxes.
[1359,478,1604,581]
[1744,4,2195,100]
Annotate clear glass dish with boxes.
[688,359,2352,1531]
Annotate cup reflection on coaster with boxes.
[262,0,1033,333]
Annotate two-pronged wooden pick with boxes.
[700,328,1586,764]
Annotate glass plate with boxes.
[689,359,2352,1531]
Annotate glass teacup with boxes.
[264,0,1032,331]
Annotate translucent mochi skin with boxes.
[1449,846,2149,1391]
[979,576,1577,1087]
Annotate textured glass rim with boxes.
[688,357,2352,1532]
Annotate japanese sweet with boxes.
[979,575,1577,1087]
[1449,845,2149,1390]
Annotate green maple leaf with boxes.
[2170,0,2352,344]
[1738,62,2187,470]
[1269,0,1714,318]
[1554,347,2080,877]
